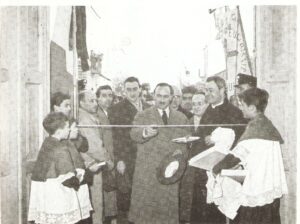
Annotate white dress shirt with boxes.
[157,107,170,118]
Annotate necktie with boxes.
[162,110,168,125]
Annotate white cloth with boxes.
[205,127,239,219]
[210,127,235,153]
[230,139,288,207]
[206,131,288,219]
[28,172,93,224]
[206,173,243,219]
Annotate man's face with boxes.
[124,81,141,103]
[171,88,182,109]
[54,99,71,117]
[205,81,224,105]
[97,89,113,110]
[181,93,193,111]
[192,94,208,116]
[80,92,98,113]
[235,84,251,95]
[154,86,172,110]
[141,90,148,103]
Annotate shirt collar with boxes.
[157,107,170,117]
[101,107,108,116]
[211,100,224,109]
[194,115,202,121]
[129,99,142,111]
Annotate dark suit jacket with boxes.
[108,99,150,177]
[179,100,246,222]
[198,98,246,149]
[178,105,193,119]
[97,107,114,162]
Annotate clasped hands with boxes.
[61,169,85,191]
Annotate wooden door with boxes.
[0,6,50,223]
[255,6,296,224]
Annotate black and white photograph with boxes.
[0,1,298,224]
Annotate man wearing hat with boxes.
[128,83,189,224]
[235,73,257,95]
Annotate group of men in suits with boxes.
[71,73,257,224]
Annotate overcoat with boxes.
[128,106,189,224]
[108,98,150,211]
[97,107,117,218]
[79,107,110,224]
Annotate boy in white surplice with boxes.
[28,112,92,224]
[212,88,288,224]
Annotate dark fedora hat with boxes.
[156,151,187,185]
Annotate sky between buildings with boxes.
[51,2,254,89]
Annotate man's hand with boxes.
[106,160,114,171]
[143,125,158,138]
[62,176,80,191]
[205,135,214,146]
[117,161,126,175]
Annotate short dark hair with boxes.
[238,88,269,113]
[182,86,197,95]
[43,112,68,135]
[194,91,205,96]
[51,92,70,111]
[206,75,227,96]
[154,83,174,95]
[124,76,140,87]
[96,85,113,98]
[141,85,148,91]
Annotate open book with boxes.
[220,169,247,184]
[188,147,226,171]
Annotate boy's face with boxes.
[58,121,70,140]
[239,100,255,119]
[54,99,71,117]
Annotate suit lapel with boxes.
[153,107,164,125]
[97,107,109,125]
[124,98,138,115]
